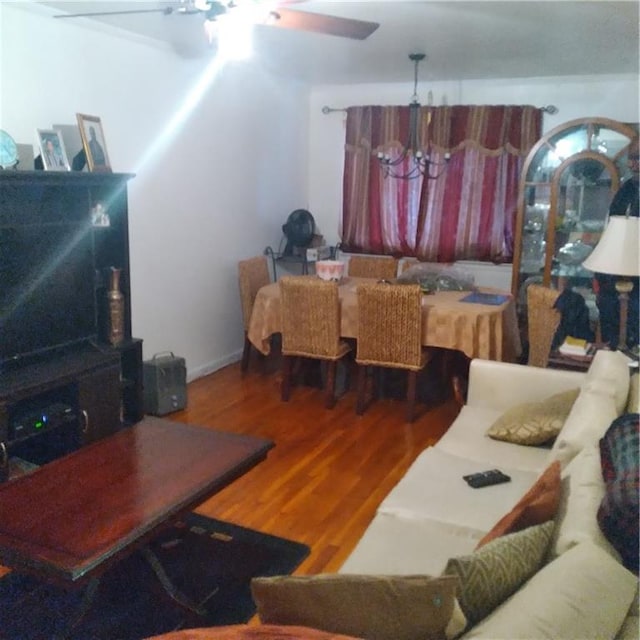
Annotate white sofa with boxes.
[340,350,639,639]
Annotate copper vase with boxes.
[108,267,125,346]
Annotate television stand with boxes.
[0,342,140,482]
[0,171,144,479]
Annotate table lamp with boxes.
[582,215,640,352]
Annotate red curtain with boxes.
[341,105,542,262]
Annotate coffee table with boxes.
[0,417,274,632]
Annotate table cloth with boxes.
[247,277,521,362]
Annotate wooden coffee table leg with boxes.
[140,546,216,617]
[57,576,101,640]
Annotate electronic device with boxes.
[143,352,187,416]
[9,402,76,440]
[463,469,511,489]
[0,224,97,366]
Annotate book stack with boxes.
[558,336,591,357]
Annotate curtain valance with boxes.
[345,104,542,158]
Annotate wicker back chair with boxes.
[527,284,561,368]
[279,276,352,408]
[355,282,431,422]
[238,256,271,372]
[348,256,398,280]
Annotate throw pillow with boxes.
[250,573,464,640]
[598,413,640,574]
[443,520,554,627]
[145,624,365,640]
[486,388,579,445]
[460,541,639,640]
[476,461,561,548]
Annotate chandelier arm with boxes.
[377,53,449,181]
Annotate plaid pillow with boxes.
[597,413,640,574]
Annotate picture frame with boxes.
[76,113,111,172]
[36,129,70,171]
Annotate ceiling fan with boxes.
[53,0,380,41]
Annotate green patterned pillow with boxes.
[486,388,580,445]
[443,520,554,626]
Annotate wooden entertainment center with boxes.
[0,171,143,480]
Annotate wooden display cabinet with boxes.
[512,118,638,319]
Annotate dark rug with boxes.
[0,512,310,640]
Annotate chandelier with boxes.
[377,53,450,181]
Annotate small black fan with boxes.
[282,209,315,256]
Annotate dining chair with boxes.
[238,255,271,372]
[355,282,432,422]
[347,255,399,280]
[279,276,352,408]
[399,258,419,274]
[526,284,561,368]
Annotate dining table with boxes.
[248,277,522,363]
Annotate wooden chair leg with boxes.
[281,356,293,402]
[356,365,367,415]
[241,333,252,373]
[406,370,417,422]
[325,361,337,409]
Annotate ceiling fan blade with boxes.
[54,7,175,19]
[270,7,379,40]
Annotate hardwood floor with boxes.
[168,356,462,575]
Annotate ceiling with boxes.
[40,1,639,84]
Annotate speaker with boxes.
[143,352,187,416]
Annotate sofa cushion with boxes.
[435,406,551,472]
[476,461,561,548]
[550,386,618,466]
[598,413,640,574]
[485,389,579,445]
[460,541,638,640]
[250,573,465,640]
[377,447,539,532]
[549,444,621,562]
[627,373,639,413]
[339,511,481,577]
[443,520,554,627]
[583,349,631,415]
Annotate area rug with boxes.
[0,512,310,640]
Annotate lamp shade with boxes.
[582,215,640,277]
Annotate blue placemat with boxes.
[460,292,510,306]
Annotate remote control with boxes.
[463,469,511,488]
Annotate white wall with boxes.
[308,74,639,246]
[1,3,309,380]
[3,2,638,379]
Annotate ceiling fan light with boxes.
[217,12,253,60]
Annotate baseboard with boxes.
[187,350,242,382]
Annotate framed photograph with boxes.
[37,129,70,171]
[76,113,111,172]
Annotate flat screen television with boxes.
[0,223,97,367]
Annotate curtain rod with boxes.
[322,104,559,114]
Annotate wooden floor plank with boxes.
[0,357,462,598]
[170,359,461,576]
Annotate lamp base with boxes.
[615,279,633,352]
